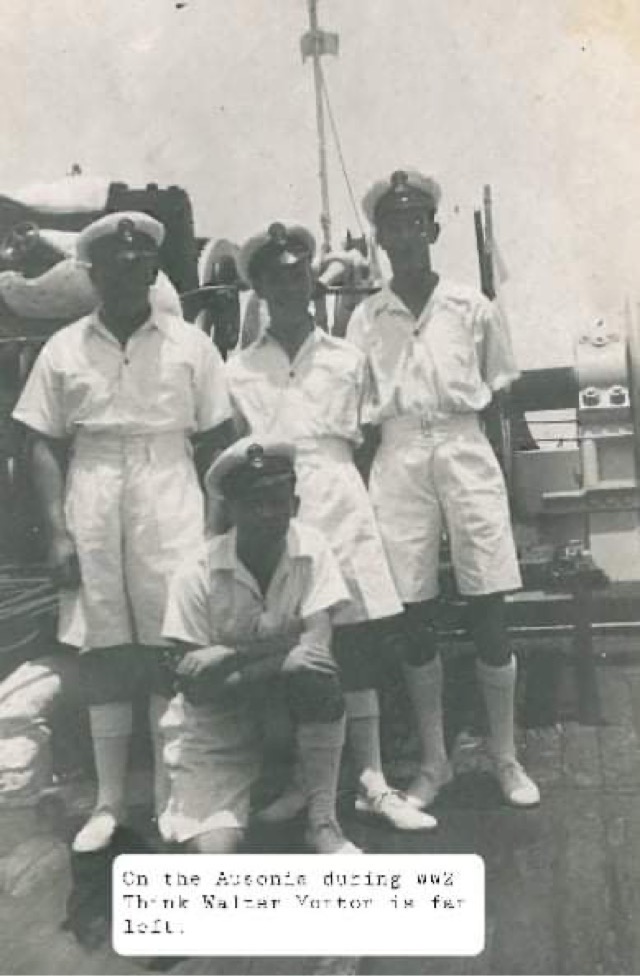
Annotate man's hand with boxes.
[48,531,81,589]
[176,645,238,681]
[234,618,303,660]
[175,645,239,704]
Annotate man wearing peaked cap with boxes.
[237,221,316,287]
[204,436,296,499]
[345,169,540,811]
[75,210,165,264]
[361,168,442,227]
[234,222,317,354]
[160,435,361,854]
[225,221,437,833]
[13,209,235,854]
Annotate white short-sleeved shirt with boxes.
[12,310,232,438]
[163,520,350,649]
[226,328,367,445]
[346,279,519,424]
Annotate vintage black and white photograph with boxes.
[1,2,640,974]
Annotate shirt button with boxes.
[289,370,295,378]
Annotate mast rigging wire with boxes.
[318,65,366,239]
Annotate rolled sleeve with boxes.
[476,300,520,392]
[301,540,351,621]
[11,345,66,438]
[162,555,211,646]
[192,335,233,433]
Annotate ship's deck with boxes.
[2,640,640,976]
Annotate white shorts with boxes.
[60,431,205,649]
[370,414,521,603]
[158,693,260,843]
[295,439,402,625]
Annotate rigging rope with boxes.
[319,65,366,239]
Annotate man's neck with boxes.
[236,534,286,596]
[390,268,439,321]
[99,302,152,346]
[267,309,314,361]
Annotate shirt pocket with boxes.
[433,314,483,401]
[303,361,360,436]
[63,367,114,424]
[155,359,194,424]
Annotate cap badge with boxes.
[267,222,289,250]
[246,443,266,469]
[390,170,410,192]
[116,218,137,245]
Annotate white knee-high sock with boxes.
[89,702,133,814]
[345,689,387,797]
[296,716,346,827]
[402,656,448,770]
[148,694,170,818]
[476,657,517,763]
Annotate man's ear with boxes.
[429,220,440,244]
[292,494,301,518]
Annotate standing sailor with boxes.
[346,170,540,810]
[12,212,234,852]
[225,221,435,832]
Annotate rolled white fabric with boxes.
[10,176,110,214]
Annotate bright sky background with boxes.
[2,0,640,366]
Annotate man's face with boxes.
[376,207,439,272]
[230,479,298,548]
[89,251,159,312]
[254,257,314,315]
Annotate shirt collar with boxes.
[210,521,313,573]
[372,285,412,319]
[87,308,175,341]
[261,324,324,360]
[372,281,443,320]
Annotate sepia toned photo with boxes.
[1,2,640,974]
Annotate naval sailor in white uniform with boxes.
[225,221,436,832]
[346,169,540,810]
[13,211,234,852]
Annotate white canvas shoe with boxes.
[494,759,540,808]
[72,807,120,854]
[355,790,438,831]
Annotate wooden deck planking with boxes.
[600,794,640,975]
[561,723,602,789]
[5,662,640,973]
[598,668,640,790]
[518,727,563,789]
[548,791,610,976]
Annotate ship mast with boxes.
[301,0,338,253]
